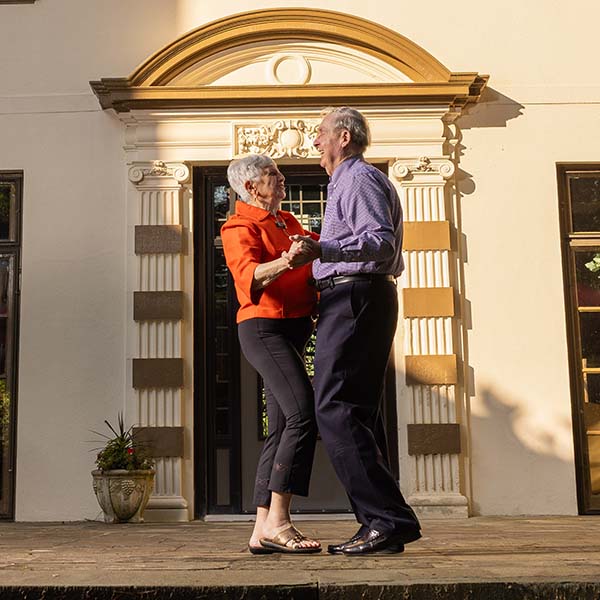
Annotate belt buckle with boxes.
[313,276,335,291]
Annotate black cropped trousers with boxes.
[238,316,317,507]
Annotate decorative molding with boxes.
[235,120,319,158]
[392,157,455,181]
[407,424,461,455]
[122,9,453,86]
[132,358,184,389]
[133,427,185,458]
[403,287,455,318]
[135,225,184,255]
[128,161,190,184]
[133,291,184,321]
[403,221,452,251]
[266,54,311,85]
[89,9,488,113]
[405,354,458,385]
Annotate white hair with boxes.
[227,154,275,203]
[321,106,371,153]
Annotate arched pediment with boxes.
[91,8,487,112]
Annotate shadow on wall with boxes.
[468,385,576,516]
[451,87,526,197]
[460,87,525,130]
[445,89,537,515]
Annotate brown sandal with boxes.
[259,525,322,554]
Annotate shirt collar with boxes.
[330,154,363,186]
[235,200,272,221]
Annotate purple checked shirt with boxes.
[312,155,404,280]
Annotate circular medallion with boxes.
[267,54,311,85]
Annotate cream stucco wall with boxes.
[1,0,597,519]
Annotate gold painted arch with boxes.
[132,8,450,86]
[91,8,487,112]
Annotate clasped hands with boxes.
[281,235,321,269]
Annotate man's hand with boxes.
[282,236,322,269]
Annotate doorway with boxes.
[193,164,398,516]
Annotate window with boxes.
[558,164,600,513]
[0,172,22,520]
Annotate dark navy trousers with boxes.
[238,316,317,507]
[313,279,421,536]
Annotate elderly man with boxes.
[288,107,421,555]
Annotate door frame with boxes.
[192,163,400,517]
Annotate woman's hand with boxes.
[252,237,320,291]
[282,235,322,268]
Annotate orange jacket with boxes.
[221,201,319,323]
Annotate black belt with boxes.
[311,273,396,292]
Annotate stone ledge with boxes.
[2,583,600,600]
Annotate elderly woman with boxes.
[221,154,321,554]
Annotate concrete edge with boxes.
[1,582,600,600]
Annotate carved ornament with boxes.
[392,157,455,181]
[128,161,190,184]
[235,120,319,159]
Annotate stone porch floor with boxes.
[0,516,599,598]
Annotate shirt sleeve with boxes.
[320,171,396,263]
[221,220,263,305]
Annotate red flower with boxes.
[127,448,134,455]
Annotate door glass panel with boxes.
[580,313,600,370]
[281,181,327,233]
[0,183,16,241]
[0,252,16,519]
[584,374,600,404]
[575,251,600,307]
[569,175,600,233]
[201,174,242,513]
[583,373,600,406]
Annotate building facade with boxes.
[1,0,597,521]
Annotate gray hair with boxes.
[227,154,275,203]
[322,106,371,153]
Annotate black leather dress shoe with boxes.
[327,525,368,554]
[342,528,418,555]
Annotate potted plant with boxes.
[91,414,155,523]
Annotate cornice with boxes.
[91,80,488,114]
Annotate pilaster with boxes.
[392,155,469,518]
[127,160,192,522]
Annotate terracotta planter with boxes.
[92,469,155,523]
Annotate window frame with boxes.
[558,162,600,514]
[0,171,22,520]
